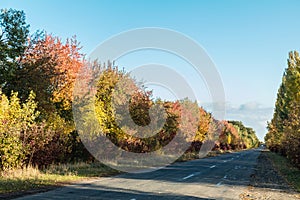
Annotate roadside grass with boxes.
[266,151,300,192]
[0,161,119,194]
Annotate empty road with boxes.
[15,148,297,200]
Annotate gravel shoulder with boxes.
[240,150,300,200]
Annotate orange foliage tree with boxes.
[17,33,84,119]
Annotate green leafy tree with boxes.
[0,9,29,95]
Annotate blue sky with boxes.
[2,0,300,140]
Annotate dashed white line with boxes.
[216,181,223,186]
[182,174,195,180]
[210,165,216,169]
[223,175,227,179]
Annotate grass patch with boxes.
[266,151,300,192]
[45,161,119,177]
[0,161,119,195]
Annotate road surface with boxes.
[15,149,298,200]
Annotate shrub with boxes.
[0,91,38,170]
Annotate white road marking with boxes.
[210,165,216,168]
[182,174,195,180]
[223,175,227,179]
[216,181,223,186]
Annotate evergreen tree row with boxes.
[265,51,300,168]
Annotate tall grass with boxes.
[0,162,119,194]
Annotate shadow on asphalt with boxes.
[112,149,293,192]
[20,184,215,200]
[12,149,297,200]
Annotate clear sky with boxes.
[2,0,300,140]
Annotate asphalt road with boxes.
[14,149,295,200]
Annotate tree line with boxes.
[265,51,300,168]
[0,9,259,170]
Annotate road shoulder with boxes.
[240,150,300,200]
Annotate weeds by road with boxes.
[0,162,119,198]
[267,151,300,192]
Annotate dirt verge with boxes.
[240,150,300,200]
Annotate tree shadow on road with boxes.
[17,183,215,200]
[114,150,296,194]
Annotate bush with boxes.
[0,91,38,170]
[22,115,72,168]
[0,91,76,170]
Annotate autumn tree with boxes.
[281,101,300,168]
[196,108,211,142]
[94,65,173,153]
[229,120,259,149]
[186,107,211,154]
[17,33,84,120]
[16,34,85,165]
[218,121,239,150]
